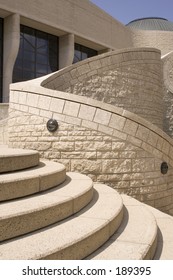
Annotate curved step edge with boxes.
[0,160,66,201]
[0,184,123,260]
[0,172,93,241]
[87,195,158,260]
[0,147,39,173]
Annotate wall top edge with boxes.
[41,47,161,87]
[10,80,173,147]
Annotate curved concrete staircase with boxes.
[0,146,173,260]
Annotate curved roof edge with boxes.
[126,17,173,31]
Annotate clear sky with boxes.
[90,0,173,25]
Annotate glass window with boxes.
[0,18,3,102]
[13,25,59,83]
[73,43,97,63]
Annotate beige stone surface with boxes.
[87,195,158,260]
[43,48,163,128]
[0,147,39,173]
[0,160,66,201]
[0,172,93,241]
[146,205,173,260]
[7,98,173,214]
[7,48,173,214]
[0,184,123,260]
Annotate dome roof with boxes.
[126,17,173,31]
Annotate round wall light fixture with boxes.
[47,119,59,132]
[161,162,168,175]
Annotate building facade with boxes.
[1,0,173,215]
[0,0,133,102]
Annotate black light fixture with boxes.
[47,119,59,132]
[161,162,168,175]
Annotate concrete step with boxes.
[87,195,158,260]
[0,172,93,241]
[145,205,173,260]
[0,160,66,201]
[0,184,124,260]
[0,147,39,173]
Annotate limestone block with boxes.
[10,91,20,103]
[119,151,136,159]
[49,98,65,113]
[63,101,80,117]
[132,159,155,172]
[53,112,65,122]
[123,119,138,136]
[52,142,75,152]
[147,131,159,146]
[64,115,81,126]
[75,141,111,151]
[97,174,123,182]
[112,141,126,150]
[35,142,52,151]
[136,125,150,141]
[29,107,40,115]
[89,60,101,70]
[78,64,90,75]
[162,141,170,155]
[71,160,102,174]
[109,114,126,131]
[127,135,142,147]
[43,151,61,159]
[61,151,96,159]
[94,109,111,126]
[78,105,96,121]
[70,68,79,79]
[27,93,39,107]
[113,130,127,141]
[98,124,113,136]
[19,92,28,105]
[97,151,119,159]
[102,159,131,173]
[38,96,51,110]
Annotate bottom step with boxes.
[0,184,123,260]
[87,195,158,260]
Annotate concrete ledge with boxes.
[146,204,173,260]
[0,159,66,201]
[0,184,123,260]
[0,147,39,173]
[87,195,158,260]
[0,172,93,241]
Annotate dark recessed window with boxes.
[73,43,97,63]
[0,18,3,102]
[13,25,59,83]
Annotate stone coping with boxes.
[41,47,161,90]
[9,82,173,167]
[10,79,173,143]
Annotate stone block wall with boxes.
[42,48,163,128]
[0,104,9,144]
[0,118,8,145]
[0,104,9,120]
[8,87,173,215]
[162,52,173,138]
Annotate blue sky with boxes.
[90,0,173,25]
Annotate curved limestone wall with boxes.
[162,52,173,138]
[8,78,173,215]
[42,48,163,129]
[130,30,173,56]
